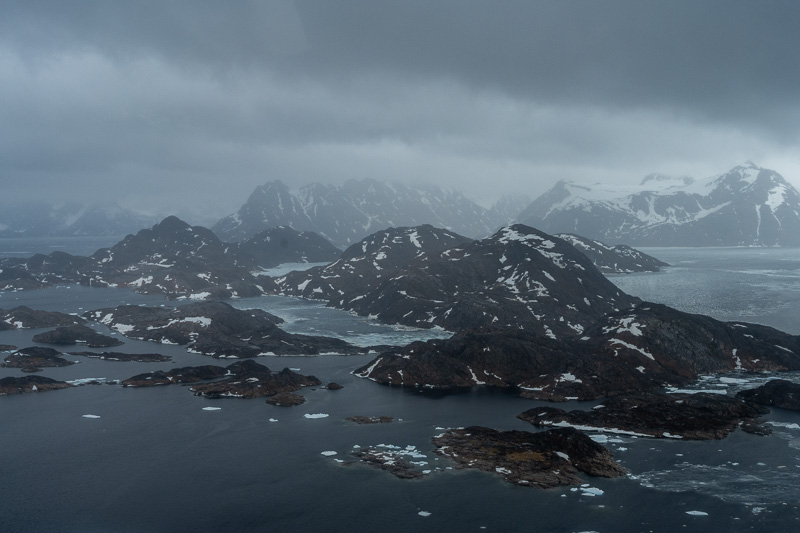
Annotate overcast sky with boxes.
[3,0,800,220]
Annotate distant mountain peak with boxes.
[213,179,521,247]
[517,164,800,247]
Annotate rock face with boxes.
[555,233,669,273]
[189,360,321,399]
[282,224,637,338]
[86,301,367,357]
[518,393,770,440]
[0,375,71,395]
[737,379,800,411]
[2,347,75,373]
[432,426,626,488]
[518,163,800,246]
[354,303,800,400]
[32,325,123,348]
[232,226,341,269]
[212,179,515,247]
[0,306,84,330]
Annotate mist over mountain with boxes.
[0,202,160,238]
[517,163,800,246]
[212,179,517,247]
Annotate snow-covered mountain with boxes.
[517,163,800,246]
[0,202,159,238]
[212,179,513,247]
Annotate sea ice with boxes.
[685,511,708,516]
[320,451,338,456]
[82,414,101,419]
[202,407,222,411]
[304,413,329,419]
[417,511,431,517]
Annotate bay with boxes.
[1,241,800,532]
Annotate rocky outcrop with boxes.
[737,379,800,411]
[354,303,800,400]
[349,446,426,479]
[189,360,321,399]
[345,416,393,424]
[432,426,626,488]
[121,365,229,387]
[265,392,306,406]
[85,301,368,357]
[555,233,669,273]
[283,224,637,337]
[32,325,123,347]
[0,306,84,330]
[518,393,770,440]
[0,375,71,395]
[2,346,76,373]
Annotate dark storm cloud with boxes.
[292,0,800,136]
[2,1,800,218]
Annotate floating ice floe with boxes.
[418,511,431,517]
[202,407,222,411]
[66,378,106,386]
[269,418,278,422]
[579,485,604,497]
[685,511,708,516]
[82,414,101,419]
[320,451,338,456]
[304,413,329,419]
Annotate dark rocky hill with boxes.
[0,216,340,298]
[354,303,800,400]
[281,224,637,338]
[277,224,472,301]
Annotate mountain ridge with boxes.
[212,178,522,247]
[517,163,800,246]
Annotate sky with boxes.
[3,0,800,221]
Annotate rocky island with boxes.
[32,324,123,347]
[2,346,76,373]
[432,426,626,488]
[518,393,770,440]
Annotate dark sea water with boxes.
[2,241,800,532]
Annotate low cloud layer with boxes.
[3,1,800,221]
